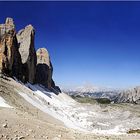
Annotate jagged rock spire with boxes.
[36,48,52,88]
[0,17,16,74]
[0,17,61,92]
[17,24,37,84]
[5,17,15,29]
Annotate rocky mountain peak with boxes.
[36,48,50,66]
[0,17,16,74]
[16,24,36,84]
[5,17,14,26]
[17,24,35,64]
[36,48,52,88]
[0,17,15,36]
[0,17,60,92]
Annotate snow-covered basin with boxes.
[15,83,140,135]
[0,97,12,108]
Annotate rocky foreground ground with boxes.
[0,77,140,140]
[0,107,140,140]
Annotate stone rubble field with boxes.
[0,77,140,140]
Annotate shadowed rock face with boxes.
[12,40,22,80]
[36,48,61,93]
[36,48,52,88]
[17,25,37,84]
[0,18,18,75]
[36,64,50,87]
[0,18,37,83]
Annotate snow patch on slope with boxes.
[14,83,133,135]
[0,97,12,108]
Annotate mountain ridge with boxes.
[0,17,60,93]
[63,84,140,104]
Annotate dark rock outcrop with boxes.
[36,48,61,92]
[51,79,61,93]
[36,48,52,88]
[17,25,37,84]
[11,36,22,80]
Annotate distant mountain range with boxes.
[115,86,140,104]
[62,85,121,101]
[63,85,140,104]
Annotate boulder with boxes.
[17,25,37,83]
[0,18,17,75]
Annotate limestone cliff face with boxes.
[0,18,16,75]
[36,48,61,92]
[0,17,61,93]
[36,48,52,88]
[17,25,37,84]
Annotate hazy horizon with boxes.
[0,1,140,88]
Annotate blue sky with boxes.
[0,1,140,88]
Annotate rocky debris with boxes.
[12,135,25,140]
[0,134,4,139]
[4,135,9,139]
[58,134,62,138]
[43,135,49,139]
[17,136,25,139]
[2,123,8,128]
[0,18,17,75]
[52,137,61,140]
[115,86,140,104]
[17,25,37,84]
[28,129,33,132]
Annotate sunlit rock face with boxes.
[115,86,140,104]
[36,48,52,88]
[36,48,51,67]
[0,17,61,93]
[0,18,17,75]
[17,25,37,83]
